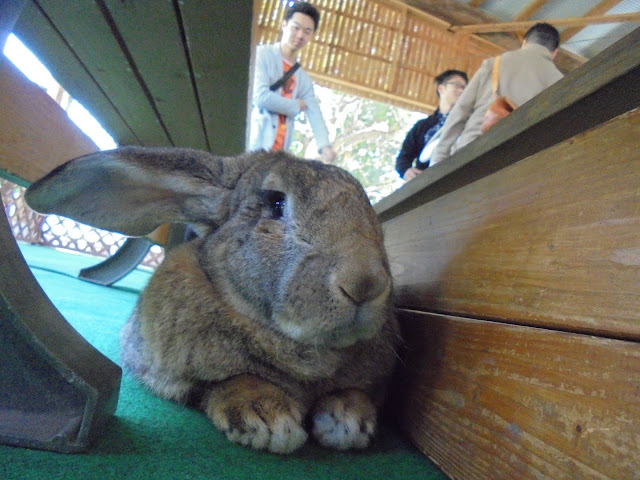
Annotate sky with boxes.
[3,33,117,151]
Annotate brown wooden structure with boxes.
[0,0,253,452]
[378,27,640,480]
[0,1,121,453]
[0,60,98,186]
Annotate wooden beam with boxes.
[100,0,209,150]
[29,0,172,146]
[514,0,550,21]
[0,60,97,185]
[383,107,640,340]
[561,0,625,42]
[392,311,640,480]
[311,71,438,114]
[376,0,451,29]
[400,0,497,28]
[450,12,640,34]
[179,0,253,155]
[398,1,584,72]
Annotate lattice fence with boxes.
[255,0,502,113]
[1,179,164,269]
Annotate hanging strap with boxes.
[491,55,501,95]
[269,62,301,91]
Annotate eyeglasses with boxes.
[445,81,466,90]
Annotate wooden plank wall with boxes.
[379,29,640,480]
[385,108,640,340]
[393,310,640,480]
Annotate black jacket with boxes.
[395,109,442,178]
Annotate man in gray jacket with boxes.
[249,2,336,163]
[430,22,563,166]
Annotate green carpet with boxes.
[1,243,447,480]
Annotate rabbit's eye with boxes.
[261,190,286,219]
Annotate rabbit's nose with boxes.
[336,262,390,305]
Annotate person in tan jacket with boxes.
[430,22,563,166]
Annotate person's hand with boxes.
[402,167,422,182]
[319,146,337,163]
[297,99,307,111]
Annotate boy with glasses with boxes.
[396,69,468,182]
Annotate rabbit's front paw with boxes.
[311,389,377,450]
[203,375,307,454]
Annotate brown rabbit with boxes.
[26,147,401,454]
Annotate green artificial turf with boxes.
[0,243,447,480]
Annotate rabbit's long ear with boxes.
[25,146,250,236]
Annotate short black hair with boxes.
[284,2,320,31]
[434,69,468,96]
[524,22,560,51]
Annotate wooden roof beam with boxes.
[450,12,640,34]
[561,0,625,42]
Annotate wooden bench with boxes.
[0,4,121,453]
[1,0,252,453]
[377,27,640,480]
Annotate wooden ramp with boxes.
[377,27,640,480]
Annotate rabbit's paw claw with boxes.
[220,405,308,454]
[205,375,308,454]
[311,389,377,450]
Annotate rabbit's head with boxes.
[26,147,394,349]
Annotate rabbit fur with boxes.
[26,147,401,454]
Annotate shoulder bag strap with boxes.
[491,55,501,95]
[269,62,301,91]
